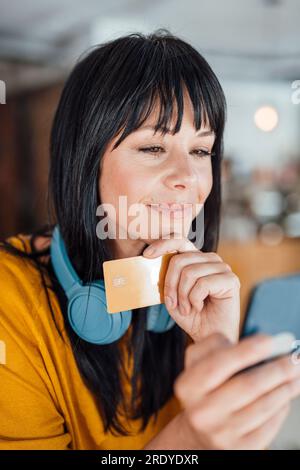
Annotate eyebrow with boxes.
[135,125,215,137]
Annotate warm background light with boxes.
[254,105,279,132]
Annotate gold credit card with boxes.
[103,252,176,313]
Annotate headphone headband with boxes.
[50,226,83,297]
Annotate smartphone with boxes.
[242,273,300,341]
[103,251,176,313]
[240,274,300,375]
[237,332,299,376]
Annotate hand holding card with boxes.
[103,252,176,313]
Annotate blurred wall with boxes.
[0,83,63,239]
[224,81,300,171]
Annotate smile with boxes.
[146,203,193,219]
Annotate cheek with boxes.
[100,159,130,204]
[99,157,155,220]
[99,161,155,238]
[205,170,213,196]
[102,166,153,203]
[196,164,213,201]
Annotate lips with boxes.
[144,201,192,209]
[145,202,193,219]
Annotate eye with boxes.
[192,149,215,158]
[139,146,215,158]
[139,146,165,155]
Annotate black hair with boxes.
[0,28,226,437]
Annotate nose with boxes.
[164,153,198,191]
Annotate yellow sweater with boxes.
[0,234,183,450]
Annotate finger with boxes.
[184,333,233,369]
[236,404,290,450]
[178,262,232,316]
[174,334,286,406]
[230,378,300,437]
[186,272,240,316]
[143,234,200,258]
[200,354,300,416]
[163,252,228,311]
[194,370,300,436]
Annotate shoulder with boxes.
[0,234,47,301]
[0,234,72,449]
[0,233,55,340]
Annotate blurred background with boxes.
[0,0,300,449]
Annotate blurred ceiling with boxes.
[0,0,299,94]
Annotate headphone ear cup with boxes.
[68,284,132,344]
[147,303,176,333]
[164,305,177,331]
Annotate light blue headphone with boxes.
[50,225,175,344]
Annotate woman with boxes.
[1,29,300,450]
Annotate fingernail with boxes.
[291,378,300,395]
[144,246,155,256]
[292,378,300,387]
[270,332,296,359]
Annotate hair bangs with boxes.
[109,37,225,151]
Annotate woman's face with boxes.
[99,90,215,259]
